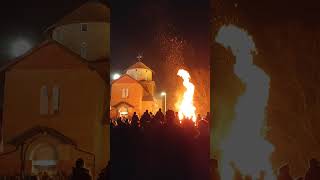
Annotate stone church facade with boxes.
[110,60,162,118]
[0,1,110,178]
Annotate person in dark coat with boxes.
[70,158,91,180]
[140,110,151,127]
[305,158,320,180]
[277,164,293,180]
[154,108,165,124]
[131,112,139,128]
[97,161,111,180]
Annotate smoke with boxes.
[215,24,275,179]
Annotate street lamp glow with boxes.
[161,92,167,112]
[10,39,32,57]
[113,73,121,80]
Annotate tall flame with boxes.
[215,25,275,179]
[177,69,197,122]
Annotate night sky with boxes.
[0,0,210,75]
[109,0,210,73]
[0,0,91,62]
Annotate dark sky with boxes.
[109,0,210,74]
[0,0,210,75]
[0,0,92,63]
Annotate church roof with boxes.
[112,74,153,96]
[0,40,108,82]
[112,101,135,108]
[125,61,153,72]
[7,126,76,147]
[47,1,110,31]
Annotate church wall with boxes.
[52,22,110,61]
[2,68,109,176]
[0,151,21,176]
[111,82,144,117]
[139,80,156,96]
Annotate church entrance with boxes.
[118,106,129,118]
[29,143,58,176]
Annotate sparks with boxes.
[177,69,197,122]
[215,24,275,180]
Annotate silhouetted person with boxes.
[140,110,151,127]
[305,158,320,180]
[166,110,176,126]
[116,117,126,128]
[277,164,293,180]
[97,161,111,180]
[154,108,165,124]
[70,158,91,180]
[131,112,139,128]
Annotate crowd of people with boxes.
[33,107,317,180]
[105,108,210,180]
[99,108,320,180]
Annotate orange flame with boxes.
[215,25,275,180]
[177,69,197,122]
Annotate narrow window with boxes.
[51,85,60,114]
[121,88,129,98]
[121,88,126,98]
[126,88,129,98]
[40,86,49,115]
[81,23,88,32]
[81,42,87,58]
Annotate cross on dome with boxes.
[137,54,143,61]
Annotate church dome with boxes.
[125,59,154,81]
[125,61,153,72]
[46,1,110,61]
[47,1,110,30]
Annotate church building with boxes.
[110,57,162,118]
[0,1,110,178]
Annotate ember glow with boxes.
[215,25,275,179]
[177,69,197,122]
